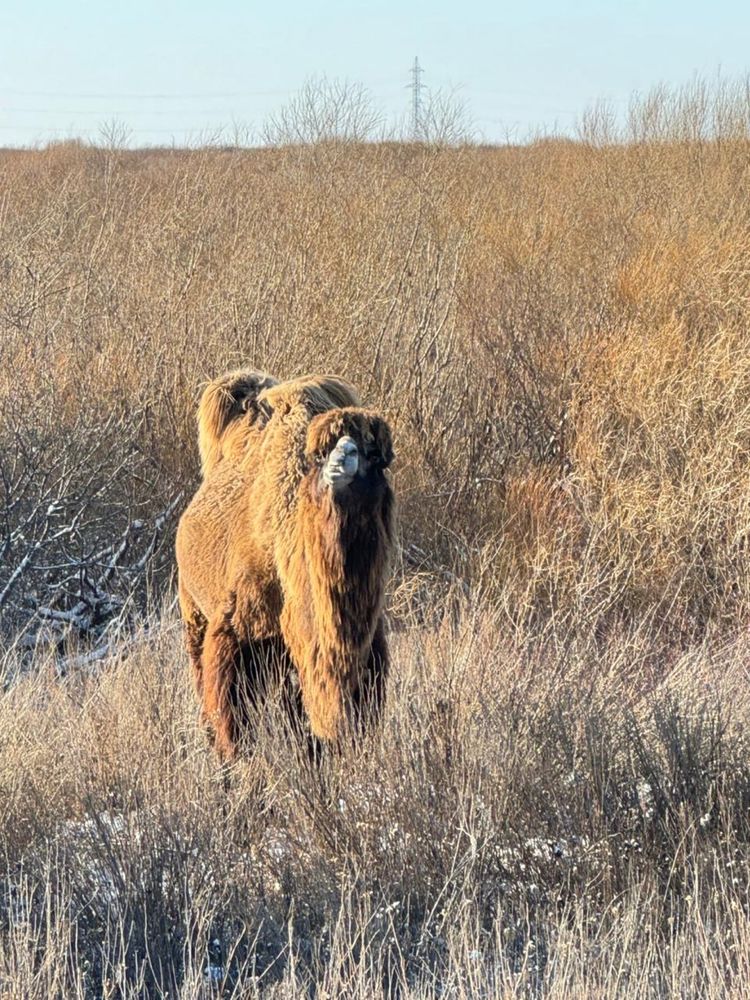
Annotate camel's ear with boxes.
[368,416,394,469]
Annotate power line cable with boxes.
[0,87,291,100]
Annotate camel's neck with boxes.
[279,474,394,740]
[301,476,393,654]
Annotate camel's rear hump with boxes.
[197,369,278,476]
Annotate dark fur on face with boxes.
[306,408,394,469]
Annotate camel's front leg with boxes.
[179,578,207,699]
[202,576,290,760]
[201,599,244,761]
[353,617,389,734]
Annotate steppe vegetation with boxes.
[1,79,749,996]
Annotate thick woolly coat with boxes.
[176,373,395,755]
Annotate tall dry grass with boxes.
[1,602,748,997]
[2,81,750,638]
[2,79,750,996]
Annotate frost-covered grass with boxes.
[1,606,748,998]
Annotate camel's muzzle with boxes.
[322,436,359,488]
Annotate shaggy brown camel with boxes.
[176,371,395,760]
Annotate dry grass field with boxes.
[1,82,749,996]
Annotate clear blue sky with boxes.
[1,0,747,146]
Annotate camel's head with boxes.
[306,408,393,493]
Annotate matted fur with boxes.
[197,368,279,476]
[196,370,361,477]
[177,372,394,759]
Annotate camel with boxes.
[175,371,395,760]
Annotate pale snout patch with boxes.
[322,436,360,489]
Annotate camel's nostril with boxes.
[333,436,358,458]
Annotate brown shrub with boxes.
[4,86,750,639]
